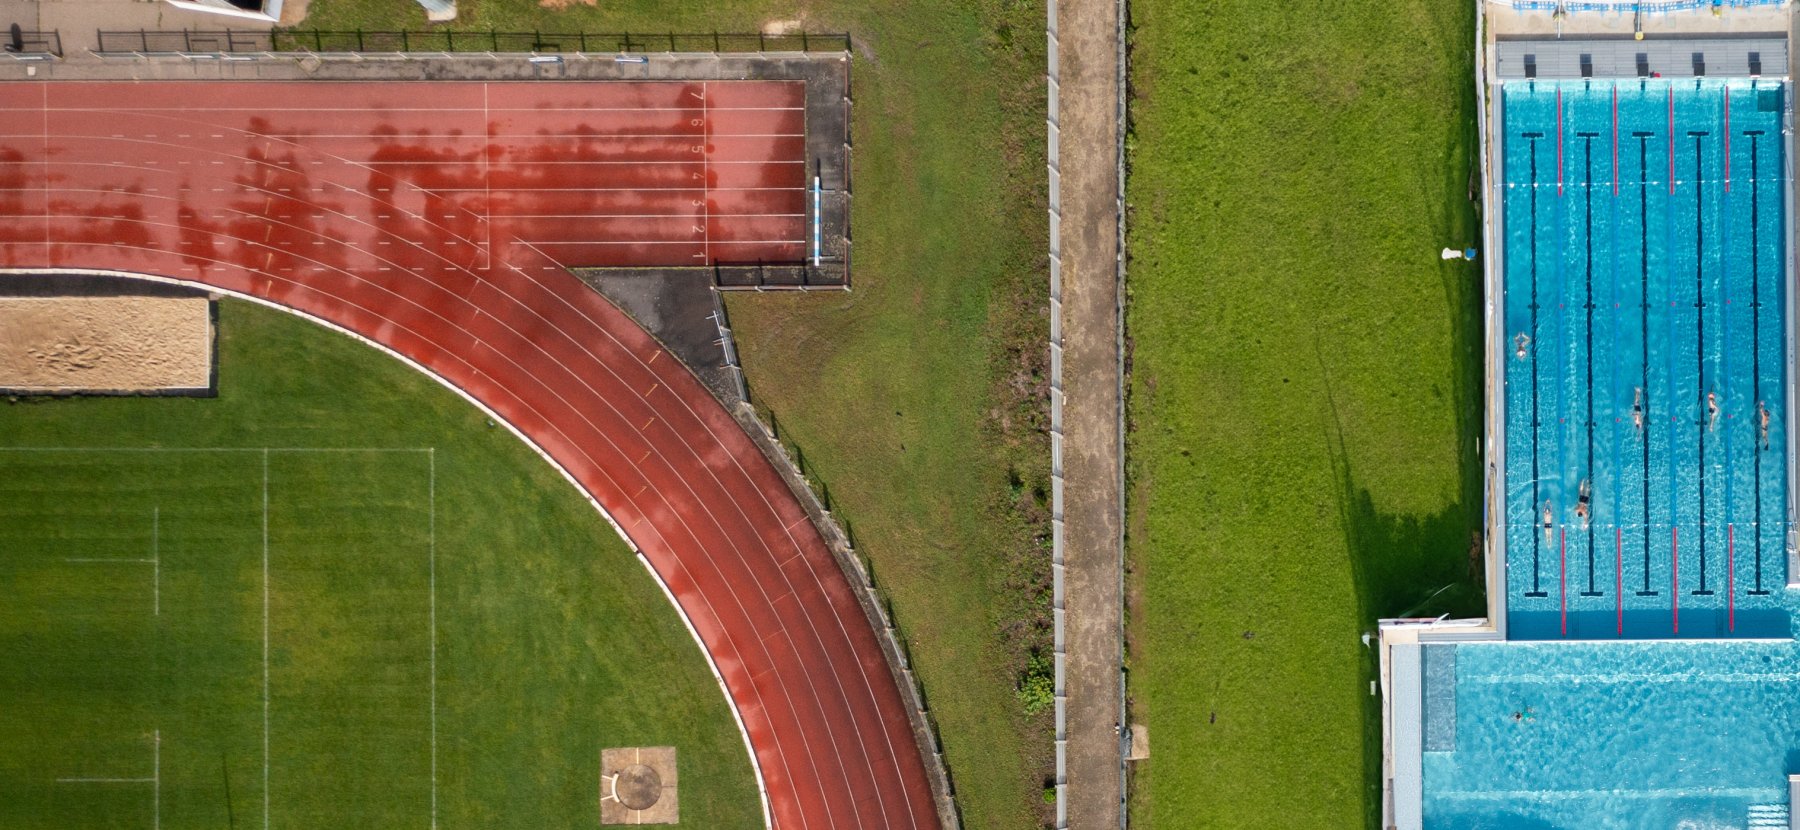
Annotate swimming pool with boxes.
[1423,639,1800,829]
[1501,78,1792,639]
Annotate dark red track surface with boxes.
[0,82,933,830]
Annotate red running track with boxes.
[0,81,934,829]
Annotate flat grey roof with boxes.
[1496,36,1788,79]
[1391,644,1423,830]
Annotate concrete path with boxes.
[0,0,269,55]
[1052,0,1125,825]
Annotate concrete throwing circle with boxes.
[614,763,662,810]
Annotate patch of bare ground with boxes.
[0,296,212,393]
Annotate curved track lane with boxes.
[0,81,934,830]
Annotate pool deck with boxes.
[1380,3,1800,828]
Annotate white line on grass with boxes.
[152,508,160,616]
[429,447,438,830]
[56,729,160,829]
[64,508,158,613]
[153,729,161,830]
[262,448,270,830]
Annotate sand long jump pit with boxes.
[0,294,214,395]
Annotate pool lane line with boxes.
[1669,86,1676,196]
[1746,129,1772,596]
[1724,86,1731,194]
[1560,526,1568,637]
[1729,523,1736,632]
[1617,527,1624,635]
[1691,129,1716,599]
[1525,129,1550,599]
[1673,526,1680,634]
[1558,86,1565,198]
[1635,131,1660,599]
[1581,131,1604,598]
[1613,86,1620,197]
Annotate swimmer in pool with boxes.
[1514,332,1531,360]
[1760,400,1772,451]
[1574,479,1592,524]
[1541,500,1555,544]
[1708,391,1721,432]
[1631,387,1645,435]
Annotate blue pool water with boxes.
[1423,639,1800,829]
[1501,79,1792,639]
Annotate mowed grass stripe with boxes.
[1125,1,1484,827]
[267,450,434,827]
[0,452,266,830]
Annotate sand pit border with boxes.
[0,274,216,398]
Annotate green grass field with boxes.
[0,300,759,828]
[1124,1,1484,827]
[294,1,1055,826]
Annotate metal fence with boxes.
[4,30,61,59]
[93,28,851,57]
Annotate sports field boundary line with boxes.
[0,267,774,830]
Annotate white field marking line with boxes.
[49,121,813,770]
[500,242,869,827]
[34,130,506,273]
[3,132,812,140]
[56,729,159,829]
[262,448,270,830]
[153,729,161,830]
[40,82,47,251]
[360,159,803,165]
[702,81,711,264]
[14,269,784,826]
[43,121,792,279]
[429,448,438,830]
[410,187,809,194]
[523,239,807,246]
[503,213,806,220]
[482,83,492,272]
[152,507,160,616]
[36,105,805,114]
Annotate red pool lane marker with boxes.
[1616,526,1624,635]
[1560,526,1568,637]
[1673,526,1681,634]
[1728,523,1736,632]
[1724,86,1731,193]
[1557,85,1566,197]
[1612,85,1620,196]
[1669,86,1677,195]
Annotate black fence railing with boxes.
[5,29,61,58]
[93,29,850,56]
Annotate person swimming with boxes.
[1760,400,1772,451]
[1514,332,1531,360]
[1574,479,1592,524]
[1631,387,1645,434]
[1708,391,1721,432]
[1541,500,1555,543]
